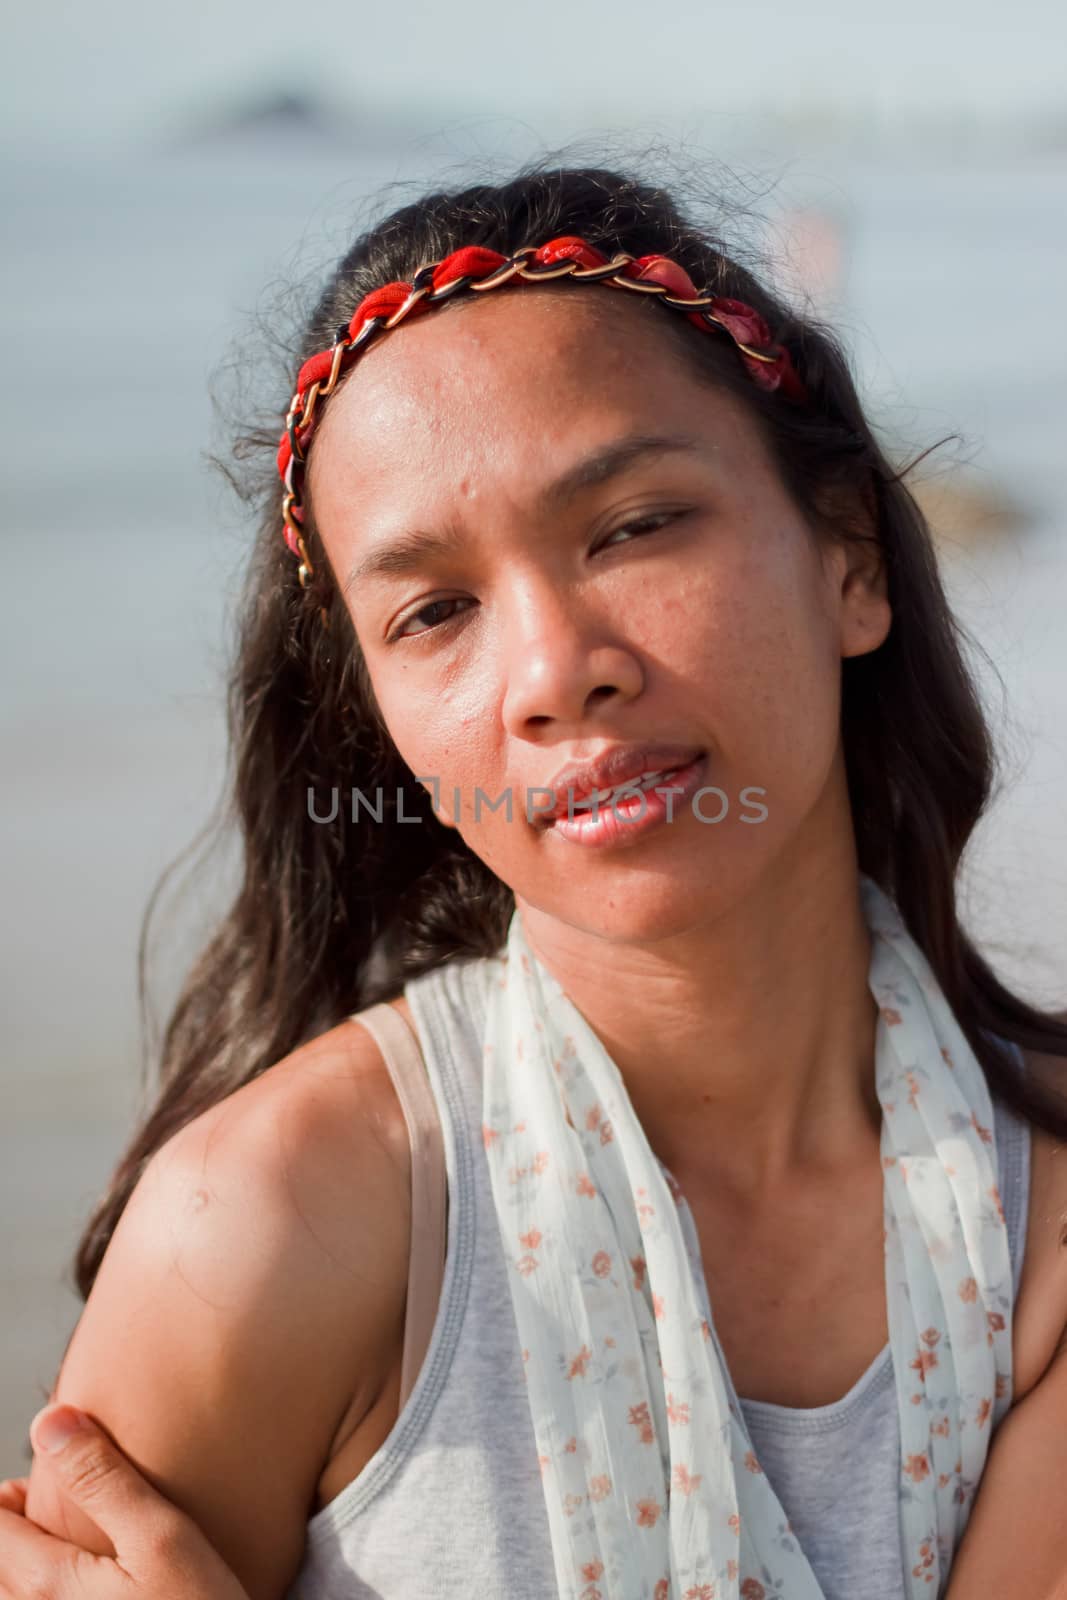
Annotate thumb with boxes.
[26,1406,250,1600]
[29,1404,162,1542]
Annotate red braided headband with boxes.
[277,235,808,587]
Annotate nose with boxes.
[498,580,644,735]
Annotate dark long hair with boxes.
[73,151,1067,1301]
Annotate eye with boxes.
[595,510,685,553]
[388,595,475,642]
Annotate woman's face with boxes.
[308,286,890,944]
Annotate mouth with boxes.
[539,748,707,828]
[539,752,710,849]
[544,764,686,818]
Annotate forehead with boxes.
[308,288,717,482]
[338,283,678,412]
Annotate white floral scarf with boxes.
[480,873,1013,1599]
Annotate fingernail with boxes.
[31,1406,88,1454]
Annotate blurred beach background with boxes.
[2,0,1065,1471]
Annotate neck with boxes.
[515,847,882,1207]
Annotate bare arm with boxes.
[24,1032,411,1600]
[943,1336,1067,1598]
[944,1036,1067,1600]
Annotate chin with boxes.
[524,871,729,947]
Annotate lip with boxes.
[538,744,706,824]
[544,753,709,849]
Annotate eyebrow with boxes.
[343,430,703,592]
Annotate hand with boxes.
[0,1405,251,1598]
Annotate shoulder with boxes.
[248,994,417,1233]
[1007,1034,1067,1403]
[28,1001,413,1600]
[151,995,416,1359]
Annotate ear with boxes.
[819,480,892,661]
[838,532,892,660]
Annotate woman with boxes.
[7,160,1067,1600]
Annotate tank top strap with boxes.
[406,952,495,1126]
[992,1034,1032,1293]
[347,1002,448,1412]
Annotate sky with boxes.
[6,0,1066,156]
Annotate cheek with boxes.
[747,625,841,807]
[375,673,492,791]
[675,542,841,776]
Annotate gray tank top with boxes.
[285,952,1031,1600]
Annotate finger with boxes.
[0,1506,108,1600]
[29,1405,168,1558]
[0,1478,28,1514]
[25,1408,245,1596]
